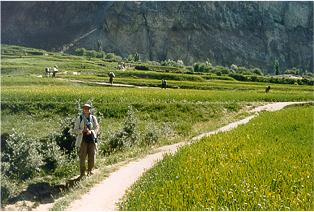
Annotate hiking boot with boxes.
[87,171,94,176]
[79,172,86,179]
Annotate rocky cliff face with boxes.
[2,1,313,72]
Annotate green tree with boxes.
[105,53,115,60]
[75,48,86,56]
[193,63,200,72]
[134,52,140,62]
[127,54,133,61]
[252,68,263,75]
[284,68,301,76]
[193,62,212,72]
[274,59,280,75]
[97,40,102,51]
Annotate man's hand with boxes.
[83,126,89,134]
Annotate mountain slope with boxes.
[1,1,313,72]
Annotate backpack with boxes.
[108,72,115,77]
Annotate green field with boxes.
[1,44,313,209]
[119,105,313,210]
[2,76,313,140]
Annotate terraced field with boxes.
[120,105,313,210]
[1,44,313,210]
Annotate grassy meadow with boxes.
[1,44,313,209]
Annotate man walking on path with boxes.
[108,72,115,85]
[161,79,167,89]
[73,103,100,177]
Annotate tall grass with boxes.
[2,84,313,111]
[57,74,314,92]
[120,105,313,210]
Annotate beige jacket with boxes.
[73,114,100,148]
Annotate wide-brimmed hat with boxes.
[83,103,91,108]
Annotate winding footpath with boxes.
[56,78,157,89]
[62,102,308,211]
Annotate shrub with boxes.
[161,59,179,67]
[205,60,212,67]
[86,50,98,58]
[127,53,141,62]
[1,130,44,180]
[121,106,139,147]
[193,63,213,73]
[300,77,314,85]
[106,53,115,60]
[99,139,113,156]
[229,73,247,81]
[105,53,122,62]
[74,48,86,56]
[237,66,254,75]
[75,48,104,58]
[143,123,160,146]
[96,51,105,58]
[28,51,44,56]
[146,61,161,66]
[161,122,176,138]
[1,132,10,150]
[1,124,71,178]
[284,68,301,76]
[1,174,18,204]
[127,54,135,62]
[230,64,238,71]
[104,106,139,154]
[303,72,314,78]
[38,135,67,172]
[252,68,263,75]
[55,117,77,155]
[215,65,231,75]
[107,131,128,152]
[135,65,150,71]
[177,60,184,66]
[53,155,78,178]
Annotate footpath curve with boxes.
[62,102,307,211]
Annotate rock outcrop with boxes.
[2,1,313,72]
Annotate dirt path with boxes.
[63,101,307,211]
[56,77,157,89]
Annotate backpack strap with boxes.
[80,114,95,125]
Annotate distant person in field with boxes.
[161,79,167,89]
[52,65,59,77]
[118,62,126,70]
[108,71,115,85]
[73,103,100,177]
[265,85,271,93]
[45,67,50,77]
